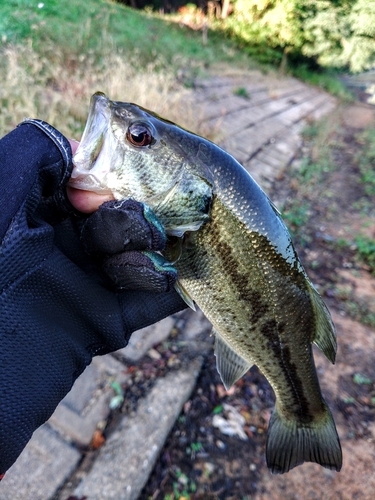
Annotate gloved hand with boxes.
[0,120,186,476]
[80,199,178,291]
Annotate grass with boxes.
[354,236,375,274]
[0,41,200,138]
[356,128,375,197]
[0,0,253,69]
[0,0,261,140]
[280,109,375,329]
[290,64,353,101]
[233,86,251,99]
[0,1,351,140]
[335,235,375,274]
[281,110,342,243]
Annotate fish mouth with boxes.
[68,92,113,193]
[80,92,111,144]
[68,173,113,194]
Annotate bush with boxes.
[219,0,375,72]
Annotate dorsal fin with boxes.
[308,283,337,364]
[214,330,252,389]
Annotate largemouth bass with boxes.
[69,92,342,474]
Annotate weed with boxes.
[297,112,342,187]
[356,128,375,197]
[342,299,375,329]
[233,86,251,99]
[353,373,373,385]
[283,200,310,236]
[282,199,312,247]
[354,236,375,273]
[170,468,197,499]
[282,200,310,230]
[291,65,353,100]
[301,122,320,140]
[0,42,207,140]
[186,440,203,459]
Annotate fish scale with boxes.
[69,92,342,474]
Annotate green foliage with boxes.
[216,0,375,72]
[291,65,352,100]
[233,86,251,99]
[171,468,197,499]
[282,200,312,247]
[283,200,310,229]
[0,0,255,137]
[354,236,375,274]
[343,299,375,328]
[333,235,375,275]
[353,373,373,385]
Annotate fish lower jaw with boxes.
[67,173,113,193]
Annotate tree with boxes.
[222,0,375,72]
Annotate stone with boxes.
[1,425,80,500]
[49,355,129,446]
[74,358,203,500]
[116,316,176,362]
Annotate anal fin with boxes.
[214,330,252,390]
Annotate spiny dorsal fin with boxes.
[308,283,337,364]
[214,330,252,390]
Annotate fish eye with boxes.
[126,123,154,147]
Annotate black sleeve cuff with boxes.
[0,121,72,240]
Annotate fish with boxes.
[69,92,342,474]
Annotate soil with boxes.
[138,104,375,500]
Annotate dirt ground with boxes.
[138,104,375,500]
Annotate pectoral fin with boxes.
[214,330,252,390]
[174,280,196,311]
[165,220,206,237]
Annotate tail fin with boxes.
[266,404,342,474]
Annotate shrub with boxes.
[219,0,375,72]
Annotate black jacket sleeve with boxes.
[0,121,185,475]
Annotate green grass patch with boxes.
[290,65,353,101]
[0,0,261,139]
[354,236,375,274]
[0,0,253,70]
[233,86,251,99]
[344,300,375,329]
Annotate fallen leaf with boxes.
[91,430,105,450]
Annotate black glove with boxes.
[0,120,186,476]
[80,199,178,291]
